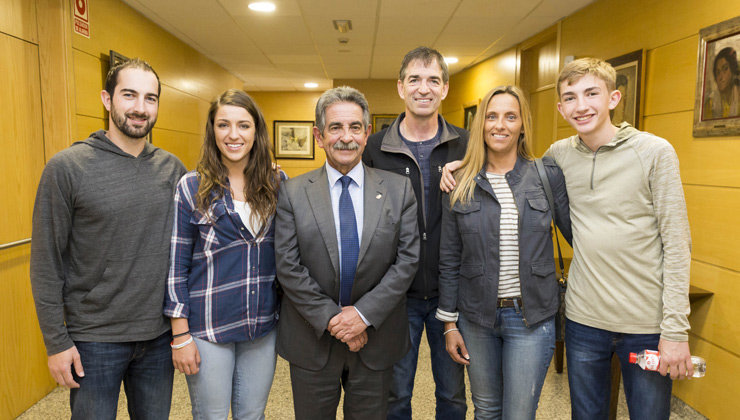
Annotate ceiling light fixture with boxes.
[304,82,318,88]
[444,57,459,64]
[333,20,352,33]
[248,2,276,12]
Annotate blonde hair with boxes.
[557,57,616,97]
[450,86,533,207]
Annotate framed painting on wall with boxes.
[463,104,478,131]
[372,114,397,133]
[109,49,128,68]
[273,121,314,159]
[606,49,645,129]
[693,16,740,137]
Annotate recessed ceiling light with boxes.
[444,57,459,64]
[248,2,275,12]
[304,82,318,88]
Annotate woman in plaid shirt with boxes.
[164,89,284,419]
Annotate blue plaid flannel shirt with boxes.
[164,171,281,343]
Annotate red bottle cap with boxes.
[629,352,637,363]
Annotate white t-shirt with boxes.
[232,199,262,237]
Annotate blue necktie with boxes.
[339,176,359,306]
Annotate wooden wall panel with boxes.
[520,32,558,92]
[153,129,202,171]
[1,10,55,417]
[73,49,106,119]
[71,0,242,105]
[0,0,37,42]
[529,88,557,157]
[445,48,517,126]
[687,261,740,356]
[560,0,740,60]
[644,112,740,188]
[555,126,576,141]
[157,86,204,134]
[643,36,697,116]
[0,34,45,244]
[334,79,405,116]
[0,246,55,419]
[75,114,104,141]
[37,0,75,158]
[674,335,740,420]
[684,185,740,273]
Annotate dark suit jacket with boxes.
[275,163,420,371]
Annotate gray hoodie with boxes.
[31,130,186,355]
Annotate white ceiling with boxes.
[122,0,594,91]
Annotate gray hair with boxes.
[315,86,371,132]
[399,46,449,84]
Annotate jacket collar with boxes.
[473,155,528,198]
[379,112,460,154]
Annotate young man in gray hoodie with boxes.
[30,58,186,419]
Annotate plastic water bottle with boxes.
[629,350,706,378]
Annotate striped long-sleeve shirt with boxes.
[164,171,281,343]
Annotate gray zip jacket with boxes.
[436,156,571,328]
[30,131,186,355]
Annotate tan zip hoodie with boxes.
[545,123,691,341]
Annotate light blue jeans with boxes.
[458,309,555,420]
[186,329,277,420]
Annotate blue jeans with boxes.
[187,330,277,420]
[387,296,466,420]
[565,319,672,420]
[458,309,555,420]
[70,331,174,420]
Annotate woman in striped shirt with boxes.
[436,85,571,419]
[165,89,284,419]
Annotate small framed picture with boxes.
[606,49,645,129]
[273,121,314,159]
[463,104,478,131]
[372,114,397,134]
[693,16,740,137]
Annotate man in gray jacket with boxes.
[30,58,186,419]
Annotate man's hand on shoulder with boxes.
[327,306,368,343]
[658,339,693,380]
[48,346,84,388]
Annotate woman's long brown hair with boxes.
[195,89,279,231]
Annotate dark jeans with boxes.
[387,296,466,420]
[565,319,672,420]
[70,331,174,420]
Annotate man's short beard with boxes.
[110,105,156,139]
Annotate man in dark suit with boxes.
[275,86,420,420]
